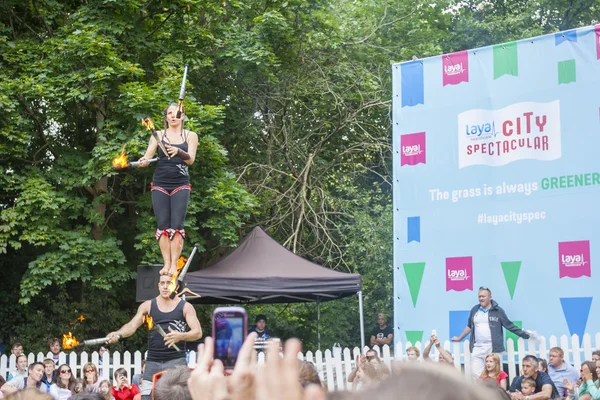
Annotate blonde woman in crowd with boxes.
[480,353,508,390]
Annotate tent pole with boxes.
[358,290,365,349]
[317,300,321,350]
[317,300,321,351]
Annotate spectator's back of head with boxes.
[153,366,192,400]
[481,379,511,400]
[70,393,104,400]
[5,388,53,400]
[353,362,504,400]
[299,361,322,388]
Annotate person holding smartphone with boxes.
[111,368,139,400]
[105,274,203,400]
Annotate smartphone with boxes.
[212,306,248,369]
[432,329,437,336]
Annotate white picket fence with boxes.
[2,333,599,391]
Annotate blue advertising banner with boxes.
[392,25,600,346]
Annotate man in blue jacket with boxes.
[451,286,532,379]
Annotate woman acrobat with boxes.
[138,103,198,276]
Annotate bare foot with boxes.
[168,266,179,278]
[159,265,170,276]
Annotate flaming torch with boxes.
[62,332,80,350]
[176,64,189,119]
[144,314,180,351]
[112,144,158,169]
[169,244,199,299]
[142,116,171,160]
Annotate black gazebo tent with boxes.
[136,227,365,348]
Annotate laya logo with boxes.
[447,269,469,281]
[446,256,473,292]
[442,50,469,86]
[445,63,465,76]
[457,101,561,168]
[400,132,426,166]
[465,121,499,139]
[559,240,591,278]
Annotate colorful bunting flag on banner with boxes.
[400,132,426,166]
[560,297,593,340]
[558,59,576,84]
[405,330,424,346]
[403,262,426,307]
[558,240,591,278]
[449,311,470,342]
[442,50,469,86]
[446,256,473,292]
[407,216,421,243]
[501,261,522,299]
[493,42,518,79]
[401,61,424,107]
[555,30,578,45]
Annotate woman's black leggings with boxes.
[151,183,191,240]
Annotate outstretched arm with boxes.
[107,301,150,342]
[451,326,471,341]
[498,309,530,339]
[423,336,435,360]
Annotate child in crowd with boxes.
[520,377,536,397]
[111,368,139,400]
[406,346,420,361]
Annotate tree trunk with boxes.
[91,102,108,241]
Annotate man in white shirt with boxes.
[451,287,531,379]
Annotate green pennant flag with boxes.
[405,330,424,346]
[493,42,518,79]
[558,59,576,84]
[403,262,426,307]
[501,261,522,300]
[505,320,522,351]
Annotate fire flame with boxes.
[112,145,129,169]
[169,256,188,294]
[143,314,154,330]
[142,116,156,131]
[62,332,80,350]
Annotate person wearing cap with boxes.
[249,315,272,340]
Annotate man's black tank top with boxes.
[152,131,190,191]
[147,298,188,361]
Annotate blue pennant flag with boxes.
[555,30,578,45]
[407,216,421,243]
[449,310,471,342]
[401,61,424,107]
[560,297,593,340]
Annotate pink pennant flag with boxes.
[446,256,473,292]
[596,25,600,60]
[400,132,426,166]
[442,50,469,86]
[559,240,591,278]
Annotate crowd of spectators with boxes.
[2,333,600,400]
